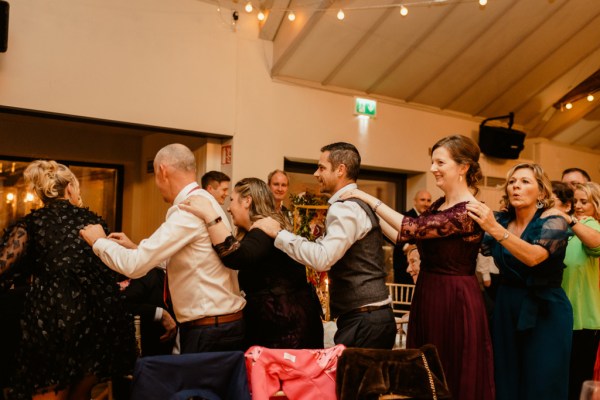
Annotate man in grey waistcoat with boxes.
[254,142,396,348]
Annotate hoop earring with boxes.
[536,200,544,209]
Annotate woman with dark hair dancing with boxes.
[342,135,494,400]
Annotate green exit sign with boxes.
[354,97,377,118]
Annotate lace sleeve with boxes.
[398,204,479,242]
[0,224,28,276]
[532,215,570,257]
[213,235,241,258]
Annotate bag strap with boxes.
[420,351,438,400]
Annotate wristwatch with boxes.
[569,215,578,227]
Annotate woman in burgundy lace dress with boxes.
[343,135,495,400]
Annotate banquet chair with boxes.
[386,284,415,348]
[386,283,415,317]
[245,345,346,400]
[130,351,251,400]
[336,345,451,400]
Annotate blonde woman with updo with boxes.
[0,160,136,400]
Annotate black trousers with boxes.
[334,307,396,349]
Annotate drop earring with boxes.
[536,199,544,209]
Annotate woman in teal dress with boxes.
[467,163,572,400]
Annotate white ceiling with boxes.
[218,0,600,150]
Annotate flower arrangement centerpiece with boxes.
[290,191,330,320]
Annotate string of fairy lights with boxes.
[216,0,598,112]
[235,0,491,22]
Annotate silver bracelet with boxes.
[205,216,222,228]
[373,200,382,213]
[497,230,510,243]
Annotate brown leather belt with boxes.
[182,310,243,328]
[348,303,391,315]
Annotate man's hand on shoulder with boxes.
[80,224,107,247]
[252,217,282,238]
[107,232,138,249]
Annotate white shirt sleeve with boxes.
[93,207,202,279]
[476,253,498,282]
[154,307,163,322]
[274,200,373,272]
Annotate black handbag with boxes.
[336,344,452,399]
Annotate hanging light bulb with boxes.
[244,1,253,13]
[479,0,487,5]
[337,9,345,20]
[587,94,595,102]
[257,10,265,21]
[565,102,573,110]
[400,5,408,16]
[288,11,296,21]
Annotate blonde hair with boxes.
[233,178,291,237]
[24,160,79,204]
[500,163,554,212]
[574,182,600,220]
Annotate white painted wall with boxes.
[523,138,600,182]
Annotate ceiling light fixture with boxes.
[400,5,408,16]
[244,1,253,13]
[337,9,345,20]
[288,11,296,21]
[479,0,488,6]
[553,69,600,111]
[257,10,265,21]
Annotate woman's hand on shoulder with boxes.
[465,201,497,232]
[178,195,213,220]
[339,188,372,204]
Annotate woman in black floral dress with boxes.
[0,160,136,399]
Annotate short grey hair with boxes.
[154,143,196,172]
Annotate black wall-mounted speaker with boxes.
[0,1,8,53]
[479,125,526,159]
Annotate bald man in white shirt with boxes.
[81,143,245,354]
